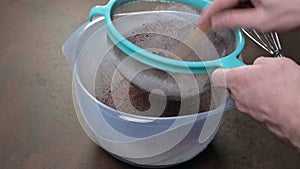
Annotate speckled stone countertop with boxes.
[0,0,299,168]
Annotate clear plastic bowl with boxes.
[62,13,238,167]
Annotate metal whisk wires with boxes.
[242,29,284,57]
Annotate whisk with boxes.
[237,1,284,57]
[242,29,284,57]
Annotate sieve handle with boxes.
[89,5,110,21]
[220,56,246,69]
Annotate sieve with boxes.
[89,0,246,74]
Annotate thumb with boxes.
[211,68,233,88]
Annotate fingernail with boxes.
[198,23,210,33]
[197,17,204,27]
[211,17,223,30]
[197,17,211,33]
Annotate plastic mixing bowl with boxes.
[62,13,240,167]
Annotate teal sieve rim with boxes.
[89,0,246,74]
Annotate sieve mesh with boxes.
[105,1,236,101]
[90,1,236,117]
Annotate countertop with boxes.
[0,0,300,168]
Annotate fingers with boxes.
[211,57,291,90]
[199,0,267,30]
[211,8,263,29]
[254,57,294,66]
[211,68,254,114]
[199,0,300,31]
[210,65,260,90]
[198,0,240,29]
[211,67,260,120]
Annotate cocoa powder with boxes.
[95,30,233,117]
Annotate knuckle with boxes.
[223,12,237,28]
[230,80,241,93]
[258,24,269,32]
[282,57,294,64]
[227,73,243,91]
[256,20,271,32]
[235,102,246,112]
[279,57,297,71]
[253,11,270,31]
[253,56,267,65]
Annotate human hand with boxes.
[199,0,300,32]
[211,57,300,150]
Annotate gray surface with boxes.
[0,0,299,168]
